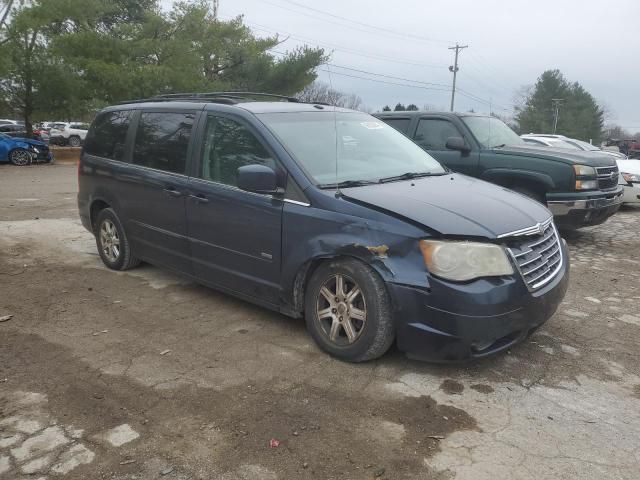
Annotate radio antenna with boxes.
[326,63,341,197]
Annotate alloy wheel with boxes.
[10,149,31,166]
[316,274,367,346]
[100,219,121,262]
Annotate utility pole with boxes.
[448,43,468,112]
[552,98,563,134]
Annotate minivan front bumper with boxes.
[389,241,569,362]
[547,188,623,228]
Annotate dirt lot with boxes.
[1,163,639,480]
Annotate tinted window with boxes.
[415,119,462,150]
[383,118,411,134]
[133,112,194,174]
[84,111,132,161]
[201,116,275,186]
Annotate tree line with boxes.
[0,0,326,134]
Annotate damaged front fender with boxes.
[280,202,431,317]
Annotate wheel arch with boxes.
[89,199,111,231]
[481,168,555,192]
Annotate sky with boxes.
[176,0,639,130]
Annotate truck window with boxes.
[132,112,194,174]
[414,119,462,150]
[383,118,411,134]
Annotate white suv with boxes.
[49,122,90,147]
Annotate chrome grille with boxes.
[596,166,619,190]
[507,219,563,290]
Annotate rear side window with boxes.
[201,116,276,186]
[415,119,462,150]
[84,111,132,161]
[133,112,194,174]
[382,118,411,134]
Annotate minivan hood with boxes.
[496,144,617,167]
[341,173,551,238]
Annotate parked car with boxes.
[374,112,623,229]
[0,119,21,126]
[617,159,640,204]
[522,134,628,160]
[49,122,89,147]
[521,134,582,150]
[0,123,49,142]
[0,132,53,165]
[79,93,569,363]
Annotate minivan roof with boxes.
[110,91,357,115]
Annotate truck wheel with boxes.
[512,185,545,204]
[9,148,31,166]
[68,135,81,147]
[304,259,395,362]
[95,208,141,271]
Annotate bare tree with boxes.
[297,81,367,111]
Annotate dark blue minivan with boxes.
[78,93,569,362]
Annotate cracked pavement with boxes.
[1,164,639,479]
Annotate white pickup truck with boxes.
[49,122,90,147]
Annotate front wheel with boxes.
[95,208,141,271]
[68,136,81,147]
[304,259,395,362]
[9,148,31,166]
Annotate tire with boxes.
[304,258,395,362]
[9,148,31,166]
[68,135,81,147]
[95,208,141,271]
[511,185,545,204]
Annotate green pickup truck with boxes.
[374,112,623,229]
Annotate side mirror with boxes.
[445,136,470,153]
[237,164,281,195]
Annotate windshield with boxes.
[462,116,524,149]
[258,111,445,185]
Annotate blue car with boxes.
[78,93,569,363]
[0,133,53,165]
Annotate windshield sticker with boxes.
[360,121,384,130]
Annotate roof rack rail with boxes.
[155,91,300,103]
[118,92,301,105]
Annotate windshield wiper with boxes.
[319,179,378,189]
[378,171,442,183]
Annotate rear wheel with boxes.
[9,148,31,166]
[95,208,141,271]
[304,259,394,362]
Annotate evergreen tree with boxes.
[515,70,604,142]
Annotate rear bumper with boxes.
[547,188,623,228]
[389,241,570,362]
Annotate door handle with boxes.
[163,187,183,198]
[189,193,209,204]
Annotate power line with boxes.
[224,15,448,69]
[268,0,454,45]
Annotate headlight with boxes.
[622,172,640,183]
[419,240,514,282]
[573,165,596,176]
[575,180,598,190]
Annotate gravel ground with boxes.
[1,163,639,480]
